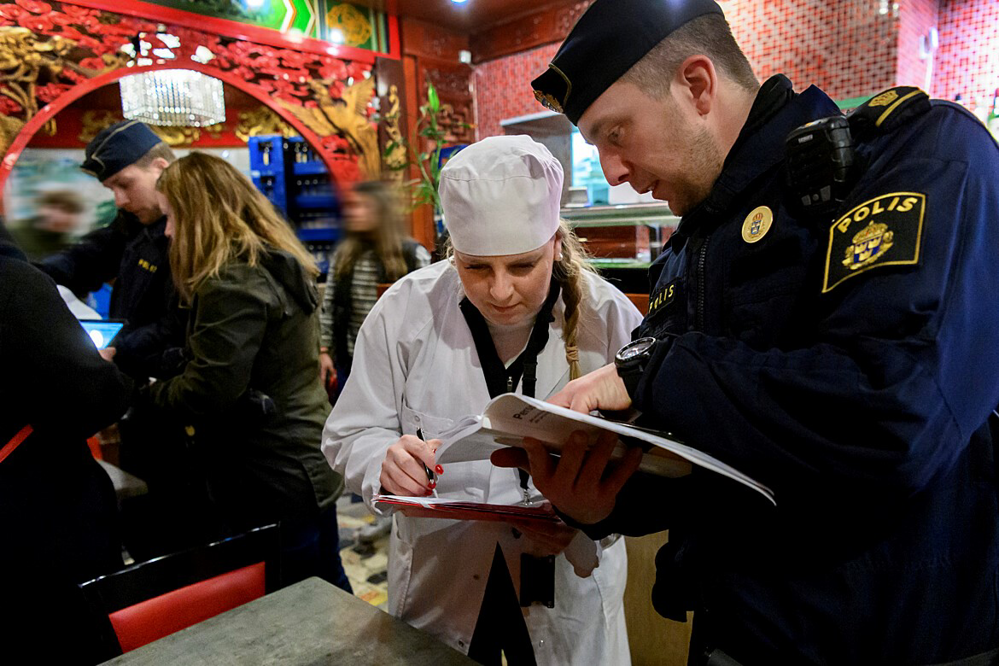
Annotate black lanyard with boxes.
[459,277,560,492]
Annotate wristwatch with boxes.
[615,336,657,400]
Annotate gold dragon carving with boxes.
[282,76,379,179]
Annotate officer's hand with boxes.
[99,346,117,362]
[381,435,442,496]
[548,363,631,414]
[492,431,641,525]
[319,351,335,386]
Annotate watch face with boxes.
[618,337,656,361]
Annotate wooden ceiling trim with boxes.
[471,0,593,64]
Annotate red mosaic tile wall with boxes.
[474,42,559,140]
[933,0,999,106]
[720,0,897,100]
[896,0,940,90]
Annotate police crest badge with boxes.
[822,192,925,293]
[741,206,773,243]
[842,222,893,271]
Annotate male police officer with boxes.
[39,119,184,378]
[494,0,999,663]
[39,120,201,559]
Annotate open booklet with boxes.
[431,393,775,505]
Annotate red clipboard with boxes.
[373,494,560,524]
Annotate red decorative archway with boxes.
[0,0,381,192]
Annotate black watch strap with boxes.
[618,364,644,401]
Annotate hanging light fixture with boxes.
[119,69,226,127]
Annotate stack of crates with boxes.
[248,135,340,278]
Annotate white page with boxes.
[434,394,775,504]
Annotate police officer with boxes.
[494,0,999,663]
[38,119,184,378]
[39,120,202,560]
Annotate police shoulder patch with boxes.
[822,192,925,293]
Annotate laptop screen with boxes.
[79,320,125,350]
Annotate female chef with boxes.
[323,135,641,665]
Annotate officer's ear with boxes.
[674,55,717,117]
[148,157,170,176]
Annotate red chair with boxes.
[80,524,280,653]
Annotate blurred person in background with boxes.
[319,180,430,403]
[151,152,351,591]
[12,189,86,261]
[0,224,130,665]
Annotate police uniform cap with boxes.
[81,120,163,182]
[531,0,724,125]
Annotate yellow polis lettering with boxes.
[888,196,900,211]
[853,206,870,222]
[896,197,918,213]
[871,200,885,215]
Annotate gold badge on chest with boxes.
[741,206,773,243]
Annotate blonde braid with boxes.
[553,220,597,380]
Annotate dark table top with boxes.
[100,577,476,665]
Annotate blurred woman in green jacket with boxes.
[150,152,350,591]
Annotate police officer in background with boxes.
[39,120,201,560]
[494,0,999,664]
[38,119,184,379]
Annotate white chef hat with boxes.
[440,135,563,257]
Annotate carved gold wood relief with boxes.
[281,76,379,178]
[235,107,297,142]
[0,1,377,186]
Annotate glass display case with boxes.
[562,202,680,299]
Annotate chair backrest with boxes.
[80,524,281,653]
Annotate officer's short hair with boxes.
[620,14,758,100]
[132,142,177,169]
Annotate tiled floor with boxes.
[337,495,390,609]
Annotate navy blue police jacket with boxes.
[591,76,999,664]
[38,211,185,378]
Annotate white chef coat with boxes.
[323,260,642,665]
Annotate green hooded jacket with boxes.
[149,248,342,524]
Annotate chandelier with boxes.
[120,70,226,127]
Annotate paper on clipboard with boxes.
[432,393,775,505]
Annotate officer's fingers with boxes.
[491,447,529,471]
[576,432,618,490]
[601,445,643,495]
[522,438,556,486]
[547,384,574,409]
[568,387,598,414]
[552,431,589,488]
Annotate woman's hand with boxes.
[381,434,442,496]
[319,351,336,387]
